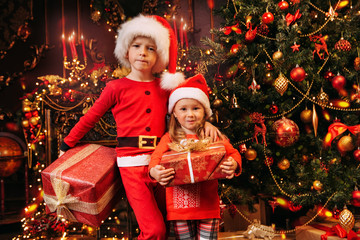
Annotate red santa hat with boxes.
[168,74,213,118]
[114,14,184,90]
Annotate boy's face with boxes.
[127,36,157,74]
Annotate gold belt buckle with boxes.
[138,135,157,149]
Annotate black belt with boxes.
[117,135,159,149]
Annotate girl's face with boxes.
[173,98,205,134]
[127,36,157,74]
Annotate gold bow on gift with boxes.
[44,178,79,221]
[168,138,211,152]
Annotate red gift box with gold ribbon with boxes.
[41,144,121,227]
[160,142,227,186]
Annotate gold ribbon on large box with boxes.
[43,144,120,221]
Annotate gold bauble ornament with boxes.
[316,88,329,106]
[245,148,257,161]
[212,98,223,108]
[29,116,39,126]
[339,208,355,233]
[274,74,288,96]
[272,50,284,62]
[263,71,274,85]
[337,135,354,152]
[312,180,323,191]
[354,57,360,71]
[22,105,31,113]
[22,119,30,128]
[278,158,290,170]
[300,108,312,123]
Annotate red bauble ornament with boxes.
[262,12,274,24]
[230,43,242,54]
[278,1,289,10]
[269,103,279,114]
[331,75,346,90]
[266,62,273,70]
[25,112,32,119]
[290,66,306,82]
[333,209,340,219]
[335,38,351,52]
[288,201,302,212]
[272,117,300,147]
[324,71,335,81]
[257,23,269,36]
[354,148,360,161]
[351,190,360,207]
[265,156,274,166]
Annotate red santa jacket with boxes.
[63,77,169,162]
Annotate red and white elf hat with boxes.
[168,74,213,118]
[114,14,185,90]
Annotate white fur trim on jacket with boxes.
[117,154,151,167]
[168,87,213,118]
[114,15,170,73]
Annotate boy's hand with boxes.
[149,165,175,186]
[202,121,222,142]
[220,157,238,179]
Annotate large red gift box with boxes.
[160,142,227,186]
[41,144,121,227]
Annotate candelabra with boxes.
[63,56,87,81]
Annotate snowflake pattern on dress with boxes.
[173,184,201,209]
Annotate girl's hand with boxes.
[202,121,222,142]
[220,157,238,179]
[149,165,175,186]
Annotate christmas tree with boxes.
[189,0,360,218]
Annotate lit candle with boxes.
[180,18,184,48]
[68,36,75,59]
[173,15,178,44]
[61,34,67,58]
[81,35,87,60]
[72,32,77,58]
[184,24,188,50]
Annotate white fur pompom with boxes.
[160,72,185,90]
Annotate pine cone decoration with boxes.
[335,38,351,51]
[354,57,360,71]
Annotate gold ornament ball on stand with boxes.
[312,180,323,191]
[300,108,313,123]
[245,148,257,161]
[339,208,355,233]
[277,158,290,170]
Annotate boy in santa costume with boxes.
[60,15,220,240]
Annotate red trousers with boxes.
[119,166,167,240]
